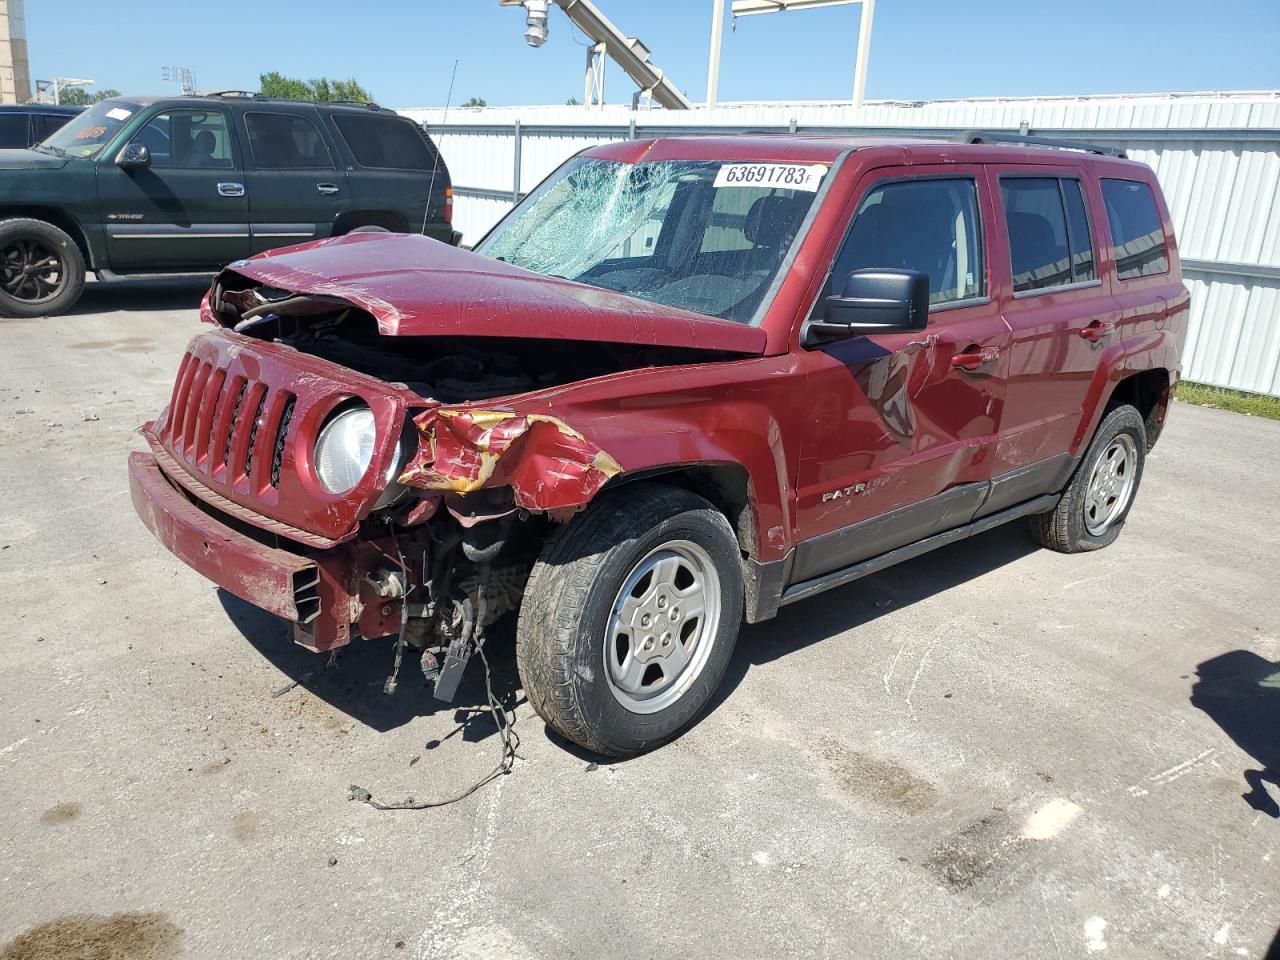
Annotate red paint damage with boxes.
[402,408,622,512]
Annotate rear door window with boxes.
[332,114,432,170]
[33,113,73,143]
[1060,180,1097,284]
[0,113,27,148]
[828,177,984,307]
[1100,178,1169,280]
[245,112,333,169]
[1001,177,1096,293]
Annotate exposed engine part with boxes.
[366,565,407,599]
[214,287,733,404]
[373,502,532,703]
[432,629,476,703]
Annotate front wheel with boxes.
[1030,404,1147,553]
[0,218,86,318]
[516,483,744,757]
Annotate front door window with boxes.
[131,110,235,169]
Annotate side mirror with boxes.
[807,269,930,343]
[115,142,150,170]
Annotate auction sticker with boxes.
[714,163,827,192]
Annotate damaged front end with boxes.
[134,238,760,703]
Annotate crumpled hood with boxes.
[220,232,767,355]
[0,148,71,170]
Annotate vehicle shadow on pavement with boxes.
[1190,649,1280,818]
[218,589,524,744]
[69,278,211,316]
[220,524,1040,756]
[708,523,1041,718]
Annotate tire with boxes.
[1030,404,1147,553]
[516,483,744,757]
[0,218,86,318]
[346,224,392,234]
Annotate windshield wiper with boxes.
[33,144,66,158]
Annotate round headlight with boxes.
[315,406,381,494]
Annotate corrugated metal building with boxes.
[401,92,1280,397]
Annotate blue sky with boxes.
[28,0,1280,108]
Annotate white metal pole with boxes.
[852,0,875,107]
[706,0,725,108]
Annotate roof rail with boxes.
[957,129,1126,159]
[326,99,382,110]
[197,91,381,109]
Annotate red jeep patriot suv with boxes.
[130,131,1188,757]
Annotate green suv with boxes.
[0,93,457,318]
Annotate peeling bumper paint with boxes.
[401,408,623,513]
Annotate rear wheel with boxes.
[1030,404,1146,553]
[516,483,744,757]
[0,218,86,318]
[346,224,392,234]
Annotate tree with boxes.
[58,87,121,106]
[258,72,373,103]
[462,96,487,108]
[566,97,580,106]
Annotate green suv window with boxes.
[131,110,234,169]
[245,112,332,169]
[36,99,143,159]
[332,114,431,170]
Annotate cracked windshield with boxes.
[477,158,825,323]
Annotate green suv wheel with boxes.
[0,218,86,318]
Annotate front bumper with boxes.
[129,451,386,651]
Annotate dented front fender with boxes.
[401,408,623,513]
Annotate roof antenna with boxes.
[422,59,459,236]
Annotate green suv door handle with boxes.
[317,183,340,196]
[217,182,246,198]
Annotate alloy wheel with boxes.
[604,540,722,715]
[1,238,66,304]
[1084,433,1139,536]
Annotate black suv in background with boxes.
[0,104,81,149]
[0,93,456,317]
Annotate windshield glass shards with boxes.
[477,158,826,324]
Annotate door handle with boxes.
[217,182,245,198]
[951,345,1000,372]
[317,183,340,196]
[1080,320,1115,343]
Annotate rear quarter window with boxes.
[1101,178,1169,280]
[332,114,433,170]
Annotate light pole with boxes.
[706,0,725,108]
[718,0,877,107]
[161,66,197,96]
[49,77,94,105]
